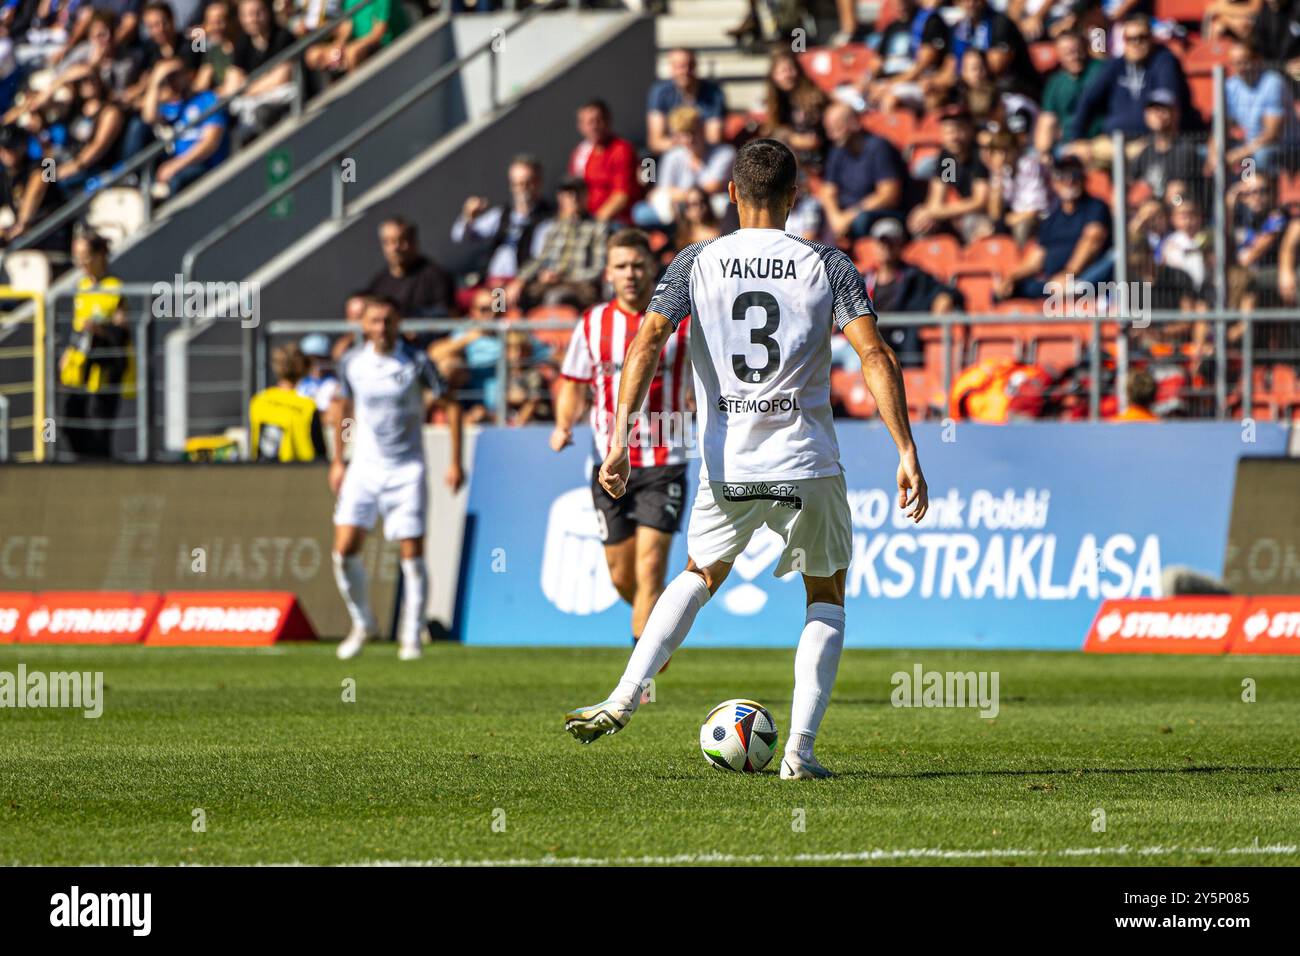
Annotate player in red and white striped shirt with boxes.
[551,229,692,649]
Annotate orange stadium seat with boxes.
[800,45,877,93]
[1155,0,1208,20]
[1029,41,1058,74]
[961,235,1022,275]
[527,305,579,351]
[911,112,943,149]
[1279,171,1300,207]
[966,323,1025,364]
[1187,72,1215,123]
[902,235,960,280]
[853,236,882,273]
[832,367,877,418]
[1030,322,1089,371]
[1184,37,1233,71]
[863,110,916,152]
[1085,168,1113,204]
[993,299,1041,315]
[953,271,997,313]
[908,143,941,177]
[903,366,941,418]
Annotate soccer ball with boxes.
[699,698,778,773]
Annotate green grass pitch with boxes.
[1,644,1298,866]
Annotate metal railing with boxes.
[0,286,47,461]
[0,0,399,270]
[180,0,567,283]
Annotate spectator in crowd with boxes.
[818,100,907,239]
[305,0,407,76]
[249,343,326,461]
[296,332,339,412]
[1068,14,1194,165]
[52,8,139,97]
[1036,31,1105,153]
[429,285,547,422]
[985,127,1050,243]
[288,0,341,36]
[50,69,125,188]
[907,104,993,242]
[674,183,722,250]
[569,98,640,226]
[864,0,953,115]
[646,48,725,153]
[1156,194,1212,306]
[759,48,829,172]
[121,2,192,109]
[59,231,129,459]
[1228,171,1289,312]
[637,105,734,227]
[997,156,1110,298]
[1250,0,1300,75]
[51,0,141,68]
[502,330,551,425]
[0,123,66,246]
[509,177,607,310]
[452,154,553,293]
[190,1,242,96]
[949,0,1039,97]
[1132,88,1202,205]
[1212,38,1300,178]
[140,57,229,198]
[860,217,958,366]
[367,216,454,317]
[1205,0,1263,43]
[227,0,298,145]
[1110,368,1159,421]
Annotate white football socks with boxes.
[399,557,428,648]
[333,552,375,632]
[613,571,711,708]
[788,602,846,758]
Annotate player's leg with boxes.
[781,570,847,781]
[602,539,637,614]
[395,536,427,661]
[380,460,429,660]
[565,480,757,744]
[633,525,672,640]
[764,474,853,780]
[332,523,377,660]
[627,464,687,645]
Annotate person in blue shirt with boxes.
[140,57,229,197]
[645,48,726,154]
[998,157,1112,299]
[1067,13,1196,167]
[818,100,908,240]
[1216,38,1300,177]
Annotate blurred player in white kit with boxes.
[329,295,465,660]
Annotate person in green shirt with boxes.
[305,0,409,75]
[1035,31,1106,154]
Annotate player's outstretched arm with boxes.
[843,315,929,523]
[599,311,673,499]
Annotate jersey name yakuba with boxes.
[647,228,875,482]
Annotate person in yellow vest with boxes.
[249,344,327,461]
[59,232,130,459]
[1110,369,1160,422]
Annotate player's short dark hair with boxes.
[579,99,610,120]
[731,138,798,207]
[364,293,401,314]
[379,216,416,239]
[272,344,308,384]
[606,227,652,259]
[1127,369,1157,408]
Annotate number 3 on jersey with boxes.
[731,291,781,384]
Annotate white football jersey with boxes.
[336,340,443,464]
[647,228,875,483]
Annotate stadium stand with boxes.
[3,0,1300,463]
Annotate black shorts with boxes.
[591,463,687,544]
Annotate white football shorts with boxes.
[333,457,427,541]
[687,471,853,578]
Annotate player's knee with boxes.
[608,564,637,602]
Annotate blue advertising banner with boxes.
[459,423,1289,649]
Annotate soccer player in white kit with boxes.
[330,295,465,661]
[564,139,929,779]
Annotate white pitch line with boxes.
[119,842,1295,867]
